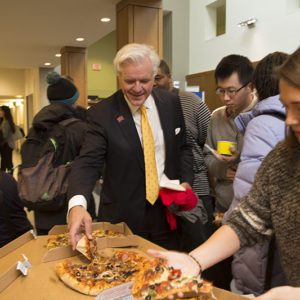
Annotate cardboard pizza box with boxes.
[0,230,36,259]
[48,221,133,235]
[0,229,248,300]
[0,222,133,294]
[0,234,49,294]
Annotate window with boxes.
[205,0,226,40]
[286,0,300,14]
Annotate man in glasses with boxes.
[203,54,256,290]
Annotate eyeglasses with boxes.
[216,82,249,97]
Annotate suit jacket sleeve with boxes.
[67,104,107,203]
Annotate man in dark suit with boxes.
[67,43,193,250]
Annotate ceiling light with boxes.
[237,17,257,28]
[16,95,22,98]
[55,53,61,57]
[44,62,51,66]
[76,37,85,42]
[100,17,111,22]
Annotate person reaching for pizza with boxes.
[148,47,300,300]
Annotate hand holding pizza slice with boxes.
[132,255,215,300]
[76,234,97,261]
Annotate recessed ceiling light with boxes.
[100,17,111,22]
[76,37,85,42]
[44,62,51,66]
[55,53,62,57]
[16,95,23,98]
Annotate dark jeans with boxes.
[137,199,180,251]
[0,143,13,172]
[179,195,215,252]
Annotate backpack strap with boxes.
[59,117,80,127]
[263,112,285,121]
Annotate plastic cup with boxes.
[217,141,237,156]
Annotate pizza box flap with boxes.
[0,262,19,294]
[42,245,78,263]
[0,230,36,259]
[213,287,249,299]
[48,221,133,235]
[42,234,165,262]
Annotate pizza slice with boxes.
[76,234,97,261]
[47,229,124,250]
[132,258,215,300]
[47,232,70,249]
[56,250,150,296]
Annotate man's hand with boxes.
[68,206,92,250]
[255,286,300,300]
[180,182,192,190]
[226,165,237,181]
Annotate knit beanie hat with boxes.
[46,71,79,105]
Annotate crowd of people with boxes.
[1,43,300,300]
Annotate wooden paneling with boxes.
[186,70,220,113]
[116,0,162,56]
[61,46,87,108]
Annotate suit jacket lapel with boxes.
[114,91,145,171]
[152,89,173,157]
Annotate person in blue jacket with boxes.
[223,51,288,295]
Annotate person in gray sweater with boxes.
[204,54,257,214]
[147,47,300,300]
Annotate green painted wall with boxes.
[87,30,117,99]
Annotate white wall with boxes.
[189,0,300,73]
[0,69,25,96]
[39,67,53,109]
[163,0,190,89]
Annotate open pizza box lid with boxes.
[0,230,37,259]
[0,234,49,294]
[48,221,133,235]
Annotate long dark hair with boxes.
[277,47,300,153]
[253,52,288,101]
[1,106,15,133]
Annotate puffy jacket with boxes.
[223,95,286,295]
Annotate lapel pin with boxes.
[117,115,124,123]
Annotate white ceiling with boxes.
[0,0,120,69]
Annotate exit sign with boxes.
[92,64,102,71]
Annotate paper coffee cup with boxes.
[217,141,237,155]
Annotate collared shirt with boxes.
[68,93,167,213]
[126,94,166,184]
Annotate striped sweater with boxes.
[174,88,211,196]
[227,140,300,286]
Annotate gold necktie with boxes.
[140,105,159,205]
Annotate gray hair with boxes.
[113,43,160,76]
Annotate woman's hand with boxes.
[147,249,200,277]
[255,286,300,300]
[147,249,201,299]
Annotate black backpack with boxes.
[18,118,79,212]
